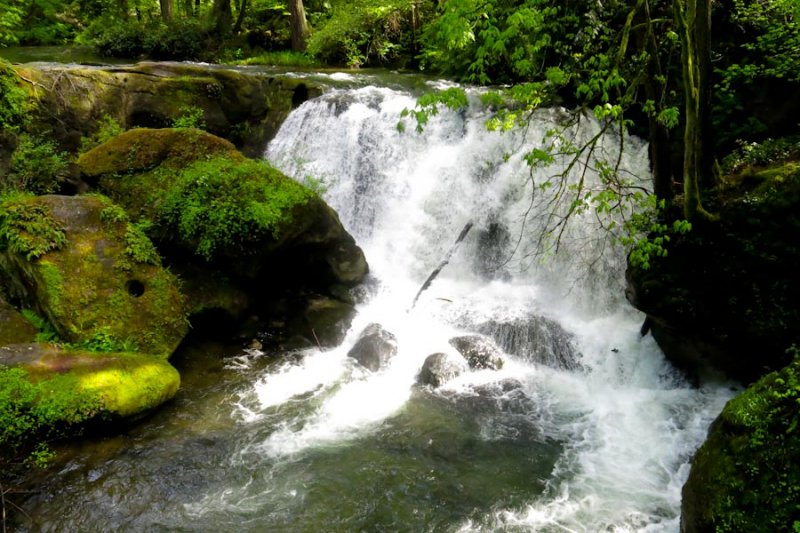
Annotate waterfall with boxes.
[212,81,733,531]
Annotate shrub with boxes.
[0,59,32,131]
[172,106,206,129]
[79,114,124,154]
[145,19,207,60]
[721,136,800,174]
[0,193,67,260]
[5,134,70,195]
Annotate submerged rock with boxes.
[417,352,467,387]
[449,335,505,370]
[0,343,180,418]
[0,194,188,356]
[347,323,398,371]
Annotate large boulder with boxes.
[347,323,398,371]
[417,352,467,387]
[449,335,505,370]
[12,62,321,157]
[78,128,368,293]
[0,343,180,419]
[680,353,800,532]
[0,194,188,356]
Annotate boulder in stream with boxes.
[347,323,398,372]
[417,352,467,387]
[449,335,505,370]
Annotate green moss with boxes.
[158,156,316,260]
[687,349,800,531]
[0,195,188,357]
[0,364,101,454]
[0,194,67,260]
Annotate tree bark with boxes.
[212,0,233,38]
[232,0,247,34]
[289,0,309,52]
[674,0,714,221]
[159,0,173,22]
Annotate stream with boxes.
[18,70,734,532]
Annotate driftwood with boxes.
[409,221,473,310]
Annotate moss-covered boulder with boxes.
[627,162,800,383]
[681,351,800,532]
[0,297,38,345]
[0,343,179,425]
[12,62,321,157]
[0,193,188,357]
[80,127,367,287]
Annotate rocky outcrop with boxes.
[0,194,188,357]
[13,62,321,157]
[627,162,800,383]
[680,354,800,532]
[77,128,367,338]
[449,335,505,370]
[0,343,180,418]
[417,352,467,387]
[347,323,398,371]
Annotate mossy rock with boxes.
[0,194,187,357]
[15,62,320,156]
[681,353,800,532]
[0,343,180,419]
[80,128,368,289]
[0,297,38,345]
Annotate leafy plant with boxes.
[5,134,70,195]
[0,194,67,260]
[721,137,800,175]
[20,309,60,343]
[172,105,206,130]
[0,59,32,131]
[79,114,124,154]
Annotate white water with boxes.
[222,83,732,531]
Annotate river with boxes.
[17,69,733,532]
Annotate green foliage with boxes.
[0,364,101,456]
[20,309,60,343]
[721,136,800,175]
[157,157,315,260]
[622,196,692,270]
[66,328,136,353]
[89,18,207,60]
[0,0,74,46]
[172,106,207,129]
[4,134,70,195]
[234,50,321,67]
[0,59,33,132]
[79,114,124,154]
[0,194,67,260]
[399,87,469,133]
[307,0,427,67]
[123,221,161,266]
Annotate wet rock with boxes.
[417,352,468,387]
[303,296,357,348]
[347,323,398,372]
[449,335,504,370]
[467,315,582,370]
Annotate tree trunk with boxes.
[232,0,247,34]
[159,0,173,22]
[289,0,309,52]
[674,0,714,221]
[212,0,233,38]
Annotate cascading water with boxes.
[17,75,734,533]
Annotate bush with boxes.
[721,136,800,174]
[0,59,33,132]
[4,134,70,195]
[79,114,124,154]
[91,18,208,60]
